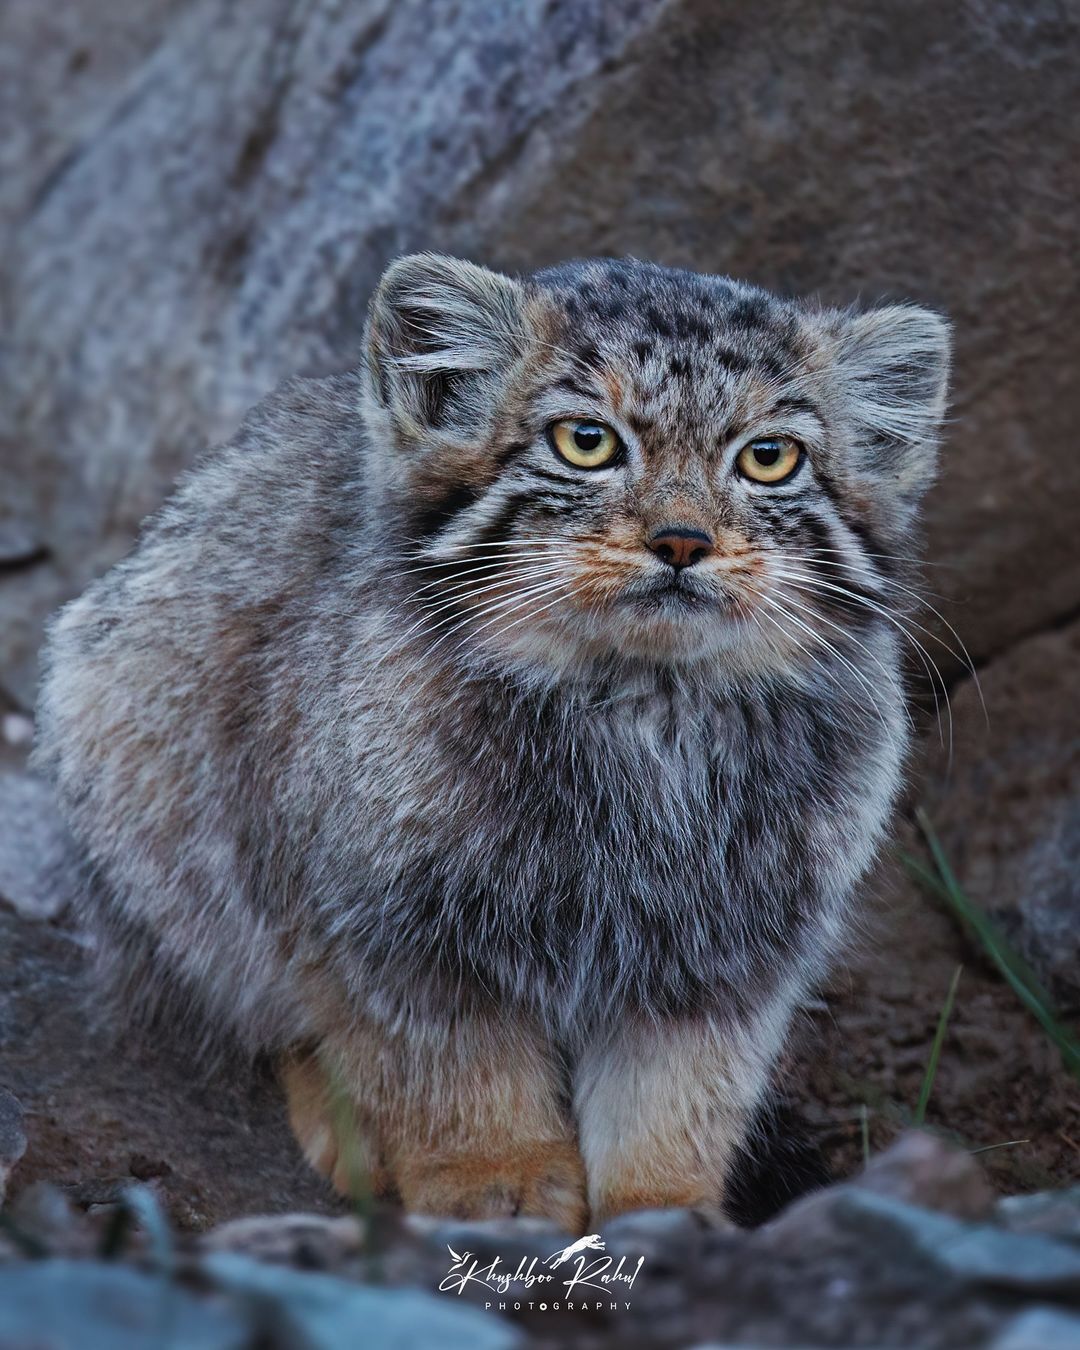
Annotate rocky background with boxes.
[2,1,1079,1346]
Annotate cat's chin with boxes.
[462,575,806,681]
[603,610,755,666]
[597,580,757,662]
[475,601,775,681]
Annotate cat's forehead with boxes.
[526,258,816,430]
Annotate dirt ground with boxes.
[3,715,1078,1226]
[790,836,1080,1199]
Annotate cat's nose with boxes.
[647,527,714,571]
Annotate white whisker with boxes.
[751,591,896,733]
[771,566,956,749]
[405,556,569,595]
[798,545,960,572]
[783,553,986,725]
[477,578,594,648]
[781,553,951,604]
[400,572,573,676]
[401,538,568,560]
[765,580,915,727]
[745,599,881,735]
[392,542,567,580]
[344,562,568,715]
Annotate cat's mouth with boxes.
[619,571,735,612]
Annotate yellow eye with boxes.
[736,437,803,484]
[549,419,622,469]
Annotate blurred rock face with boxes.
[924,620,1080,1012]
[2,0,1079,709]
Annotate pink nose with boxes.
[647,528,714,570]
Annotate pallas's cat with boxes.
[36,254,948,1229]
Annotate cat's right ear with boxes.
[365,253,528,444]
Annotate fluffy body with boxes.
[35,255,949,1227]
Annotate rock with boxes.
[12,1177,1080,1346]
[201,1250,524,1350]
[762,1130,994,1257]
[0,563,69,711]
[0,0,189,236]
[837,1190,1080,1295]
[0,520,43,569]
[0,1087,26,1204]
[199,1212,367,1270]
[0,1259,249,1349]
[849,1129,995,1221]
[602,1206,722,1263]
[4,1180,180,1265]
[988,1308,1080,1350]
[3,1,1080,703]
[920,619,1080,1010]
[4,1183,84,1258]
[0,771,79,920]
[0,1248,523,1348]
[996,1189,1080,1244]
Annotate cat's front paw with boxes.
[395,1139,588,1232]
[280,1049,389,1199]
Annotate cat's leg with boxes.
[574,1002,791,1224]
[281,1013,586,1231]
[280,1047,392,1198]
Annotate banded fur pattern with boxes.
[35,254,949,1223]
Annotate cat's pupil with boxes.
[754,444,780,466]
[574,425,604,451]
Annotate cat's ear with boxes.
[833,304,951,512]
[365,253,528,442]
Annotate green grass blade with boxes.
[914,964,962,1126]
[904,808,1080,1080]
[325,1065,382,1277]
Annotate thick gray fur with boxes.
[35,254,949,1078]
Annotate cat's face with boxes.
[364,255,948,681]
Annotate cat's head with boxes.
[361,253,949,682]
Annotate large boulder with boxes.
[0,0,654,705]
[3,0,1079,705]
[921,618,1080,1013]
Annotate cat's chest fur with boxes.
[317,667,896,1034]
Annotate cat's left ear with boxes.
[832,304,951,513]
[365,253,528,444]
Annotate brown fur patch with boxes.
[395,1139,586,1229]
[280,1013,586,1227]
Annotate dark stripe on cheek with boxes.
[472,491,536,548]
[411,483,481,540]
[752,498,798,542]
[840,513,896,578]
[810,464,888,568]
[796,513,884,612]
[494,438,532,468]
